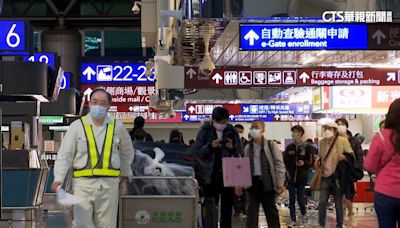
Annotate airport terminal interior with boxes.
[0,0,400,227]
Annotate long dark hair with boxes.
[384,99,400,154]
[169,129,184,144]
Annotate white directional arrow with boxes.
[184,114,190,120]
[212,73,223,84]
[243,106,249,113]
[188,106,196,114]
[229,115,235,121]
[84,87,93,101]
[299,72,310,83]
[244,30,260,46]
[129,106,134,112]
[372,29,386,45]
[82,66,96,80]
[387,72,396,82]
[186,68,197,79]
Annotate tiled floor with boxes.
[0,203,378,227]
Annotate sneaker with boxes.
[288,221,297,227]
[349,214,357,227]
[301,214,308,224]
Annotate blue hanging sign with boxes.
[60,72,71,90]
[81,63,155,84]
[239,23,368,51]
[23,52,56,69]
[0,20,29,52]
[241,104,312,115]
[181,112,312,122]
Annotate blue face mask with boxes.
[90,105,107,119]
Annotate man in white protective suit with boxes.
[52,88,134,228]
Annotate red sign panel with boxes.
[81,84,155,105]
[372,86,400,108]
[185,103,242,115]
[184,67,400,88]
[108,111,182,124]
[108,105,182,123]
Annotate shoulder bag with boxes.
[310,136,338,191]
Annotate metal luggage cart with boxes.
[119,176,201,228]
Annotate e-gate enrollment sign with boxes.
[240,24,368,51]
[184,67,400,89]
[240,23,400,51]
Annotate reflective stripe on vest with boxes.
[73,116,121,178]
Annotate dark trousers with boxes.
[203,179,234,228]
[318,176,344,228]
[287,182,306,222]
[233,191,247,215]
[374,191,400,228]
[246,177,280,228]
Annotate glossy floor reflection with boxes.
[232,203,378,228]
[0,203,378,227]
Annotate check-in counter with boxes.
[2,149,49,221]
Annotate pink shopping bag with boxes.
[222,157,252,187]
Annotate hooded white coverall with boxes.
[54,114,134,228]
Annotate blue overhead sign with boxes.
[241,104,312,115]
[182,113,312,122]
[0,20,28,52]
[23,52,56,69]
[60,72,71,90]
[81,63,155,84]
[239,23,368,51]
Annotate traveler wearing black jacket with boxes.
[336,118,362,228]
[284,125,313,227]
[192,107,243,228]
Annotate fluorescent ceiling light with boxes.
[302,57,316,65]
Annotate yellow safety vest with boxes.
[73,116,121,178]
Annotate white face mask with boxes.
[338,125,347,135]
[325,129,334,139]
[250,129,262,139]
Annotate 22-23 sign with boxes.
[0,21,27,52]
[81,63,155,84]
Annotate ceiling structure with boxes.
[171,18,400,101]
[1,0,140,27]
[172,19,400,68]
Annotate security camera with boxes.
[131,1,141,14]
[165,107,176,118]
[198,33,215,76]
[199,54,215,76]
[145,60,155,78]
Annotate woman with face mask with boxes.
[335,118,364,228]
[314,121,354,228]
[243,120,286,228]
[192,107,243,228]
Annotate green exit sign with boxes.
[39,116,63,125]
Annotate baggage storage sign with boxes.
[184,67,400,89]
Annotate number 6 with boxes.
[6,24,21,48]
